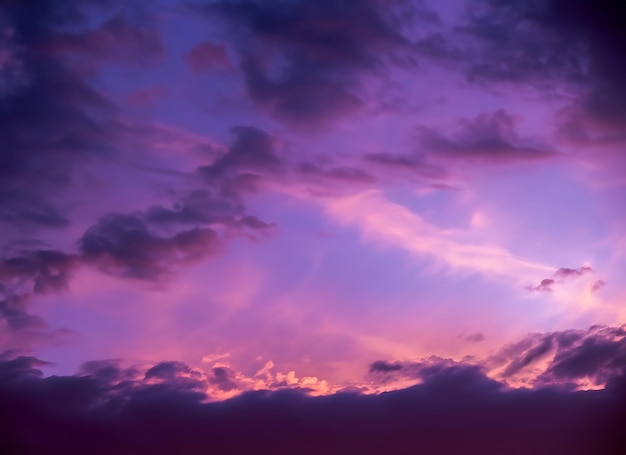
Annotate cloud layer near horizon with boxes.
[1,340,625,454]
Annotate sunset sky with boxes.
[1,0,625,453]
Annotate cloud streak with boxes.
[327,190,552,280]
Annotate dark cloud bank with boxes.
[0,351,624,454]
[1,324,626,454]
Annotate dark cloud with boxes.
[502,336,553,377]
[0,295,46,332]
[527,264,598,293]
[416,110,555,164]
[144,360,208,393]
[363,152,446,179]
[485,325,626,390]
[0,249,80,349]
[464,0,626,140]
[369,360,403,373]
[78,359,137,386]
[194,126,287,211]
[203,0,424,128]
[298,162,375,184]
[537,326,626,387]
[209,366,238,392]
[0,0,150,229]
[76,146,276,281]
[542,0,626,129]
[0,249,80,295]
[527,278,555,293]
[0,192,71,228]
[363,109,552,177]
[554,264,593,278]
[79,213,222,280]
[145,189,245,226]
[145,361,195,380]
[368,326,626,394]
[0,293,75,352]
[0,353,623,454]
[459,0,584,88]
[198,126,282,180]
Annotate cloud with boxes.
[527,264,597,293]
[0,293,75,352]
[554,265,593,278]
[527,278,555,293]
[298,162,375,184]
[416,110,555,164]
[0,0,146,228]
[462,0,626,143]
[0,249,80,350]
[458,1,583,87]
[362,110,553,178]
[368,360,403,373]
[185,41,231,72]
[363,152,446,179]
[365,325,626,395]
[327,190,552,280]
[0,294,46,333]
[0,352,623,454]
[48,14,164,66]
[0,122,278,347]
[0,249,80,295]
[203,0,424,128]
[501,336,554,377]
[486,325,626,389]
[0,195,272,347]
[197,126,283,182]
[145,189,244,227]
[209,366,238,392]
[537,326,626,387]
[79,213,222,280]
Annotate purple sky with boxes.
[1,0,626,453]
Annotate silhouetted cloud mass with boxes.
[0,351,624,454]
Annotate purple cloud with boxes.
[528,264,597,292]
[0,0,152,228]
[79,213,222,280]
[527,278,555,293]
[554,265,593,278]
[202,0,425,128]
[417,110,555,164]
[0,351,623,454]
[462,0,626,141]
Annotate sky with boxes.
[1,0,626,453]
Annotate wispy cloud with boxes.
[326,190,552,281]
